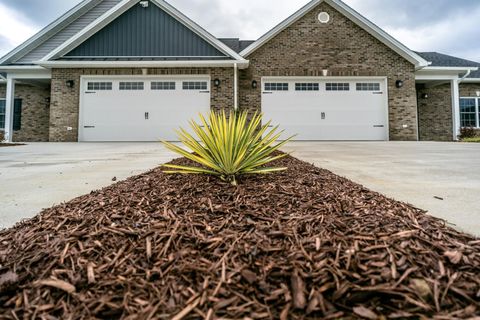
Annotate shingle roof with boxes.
[219,38,255,53]
[416,52,480,78]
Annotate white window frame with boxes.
[460,97,480,128]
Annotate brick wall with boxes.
[50,68,234,142]
[0,83,50,142]
[460,83,480,97]
[417,84,453,141]
[239,2,419,141]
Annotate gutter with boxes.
[458,69,472,83]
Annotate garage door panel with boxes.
[262,78,388,141]
[80,77,210,142]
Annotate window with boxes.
[182,81,208,90]
[460,98,479,128]
[87,82,112,91]
[326,83,350,91]
[264,83,289,91]
[119,82,144,90]
[295,83,319,91]
[356,83,380,91]
[0,99,22,131]
[0,100,5,129]
[151,82,176,90]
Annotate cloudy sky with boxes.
[0,0,479,61]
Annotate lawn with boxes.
[0,155,478,319]
[462,137,480,143]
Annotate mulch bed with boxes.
[0,155,479,319]
[0,143,25,147]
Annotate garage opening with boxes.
[79,76,211,141]
[261,77,389,140]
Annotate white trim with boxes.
[0,0,99,64]
[461,78,480,83]
[421,66,478,72]
[415,74,460,81]
[240,0,428,69]
[41,0,247,63]
[451,79,461,140]
[4,78,15,142]
[36,60,249,69]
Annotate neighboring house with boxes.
[0,0,479,142]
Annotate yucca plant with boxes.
[162,110,294,185]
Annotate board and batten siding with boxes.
[65,2,226,58]
[16,0,121,63]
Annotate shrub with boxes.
[162,110,294,185]
[0,131,4,142]
[459,127,480,140]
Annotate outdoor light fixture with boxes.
[252,80,258,89]
[213,78,221,87]
[395,80,404,88]
[476,91,480,97]
[66,80,75,88]
[421,93,429,99]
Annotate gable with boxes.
[2,0,121,65]
[241,0,428,69]
[63,1,227,59]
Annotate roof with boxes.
[240,0,429,69]
[416,52,480,78]
[219,39,255,53]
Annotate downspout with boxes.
[459,69,471,83]
[234,63,238,111]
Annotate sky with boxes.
[0,0,479,62]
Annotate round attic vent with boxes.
[318,12,330,24]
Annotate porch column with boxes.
[451,79,460,141]
[4,77,15,142]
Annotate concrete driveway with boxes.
[283,142,480,236]
[1,142,479,236]
[0,143,176,229]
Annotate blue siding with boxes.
[65,2,227,58]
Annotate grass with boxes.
[461,137,480,143]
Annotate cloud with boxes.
[0,0,479,62]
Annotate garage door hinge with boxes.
[372,92,383,94]
[200,91,210,93]
[84,126,95,128]
[373,125,385,128]
[85,91,96,94]
[262,92,273,94]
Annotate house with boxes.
[0,0,479,142]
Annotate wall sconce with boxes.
[421,93,429,99]
[213,78,221,87]
[251,80,258,89]
[322,69,329,77]
[395,80,404,89]
[66,80,75,88]
[45,97,51,104]
[476,91,480,97]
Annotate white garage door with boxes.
[79,76,211,141]
[261,77,389,140]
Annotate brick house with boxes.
[0,0,478,142]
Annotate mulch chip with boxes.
[0,155,479,319]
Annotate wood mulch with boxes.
[0,155,479,319]
[0,143,25,147]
